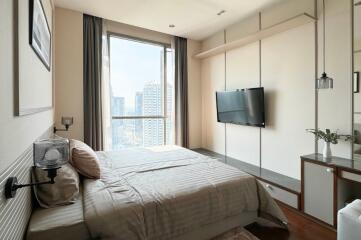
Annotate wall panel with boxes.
[201,54,225,153]
[188,39,202,148]
[317,0,353,158]
[0,128,52,240]
[199,0,354,179]
[55,8,84,140]
[0,0,54,173]
[225,42,261,166]
[261,23,315,179]
[0,0,54,238]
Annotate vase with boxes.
[323,141,332,159]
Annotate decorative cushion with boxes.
[70,139,101,179]
[33,164,80,208]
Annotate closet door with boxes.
[303,161,335,226]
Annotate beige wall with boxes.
[17,0,53,113]
[226,42,261,166]
[54,8,84,140]
[187,39,202,148]
[201,54,226,153]
[317,0,353,158]
[0,0,54,174]
[199,0,353,179]
[225,16,261,167]
[261,23,315,178]
[106,20,173,46]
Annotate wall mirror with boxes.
[354,0,361,160]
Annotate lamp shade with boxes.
[34,138,69,169]
[317,72,333,89]
[61,117,73,126]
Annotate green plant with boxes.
[306,128,353,144]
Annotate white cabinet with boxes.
[302,161,335,226]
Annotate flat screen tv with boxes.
[216,87,265,127]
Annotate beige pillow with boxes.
[33,164,79,208]
[70,139,101,179]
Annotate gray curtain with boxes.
[174,37,189,148]
[83,14,103,150]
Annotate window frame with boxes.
[107,32,173,146]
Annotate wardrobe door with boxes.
[303,161,335,226]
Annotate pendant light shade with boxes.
[317,72,333,89]
[317,0,334,90]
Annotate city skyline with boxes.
[109,35,174,150]
[110,81,173,150]
[111,80,172,115]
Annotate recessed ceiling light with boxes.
[169,24,175,28]
[217,10,226,16]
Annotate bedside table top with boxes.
[301,153,361,174]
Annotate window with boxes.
[107,35,174,150]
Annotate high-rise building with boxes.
[143,82,163,147]
[111,96,125,150]
[142,51,173,147]
[112,97,125,116]
[134,92,143,145]
[135,92,143,116]
[142,82,173,147]
[166,83,173,144]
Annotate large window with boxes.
[108,35,174,150]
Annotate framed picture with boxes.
[14,0,53,116]
[29,0,51,71]
[355,72,360,93]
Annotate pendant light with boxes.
[317,0,334,89]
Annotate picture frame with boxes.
[14,0,53,116]
[355,72,360,93]
[29,0,51,71]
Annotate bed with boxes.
[27,145,286,240]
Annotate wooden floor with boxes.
[245,203,337,240]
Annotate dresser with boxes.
[301,154,361,228]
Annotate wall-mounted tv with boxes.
[216,87,265,127]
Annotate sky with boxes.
[109,36,173,113]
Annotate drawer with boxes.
[340,170,361,183]
[259,180,299,209]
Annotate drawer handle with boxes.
[265,184,273,190]
[326,168,334,173]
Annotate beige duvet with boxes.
[83,146,286,240]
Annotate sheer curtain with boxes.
[101,21,112,151]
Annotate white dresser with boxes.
[301,154,361,228]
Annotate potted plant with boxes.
[306,128,353,159]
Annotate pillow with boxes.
[70,139,101,179]
[33,164,79,208]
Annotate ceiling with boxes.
[54,0,285,40]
